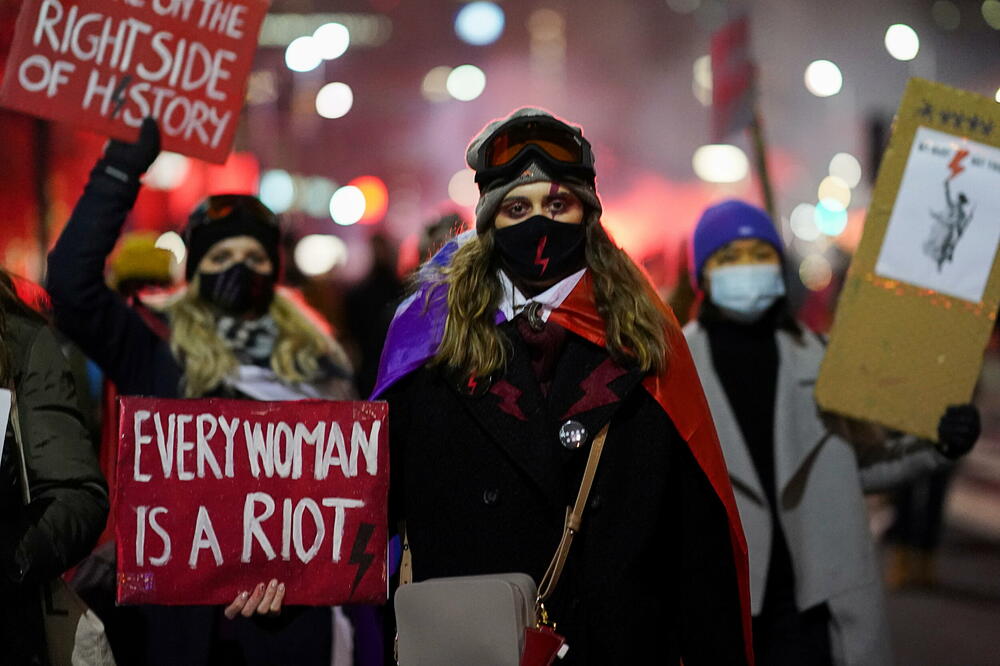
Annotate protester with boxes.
[0,269,109,665]
[344,233,403,397]
[684,199,981,666]
[47,119,355,666]
[372,109,753,664]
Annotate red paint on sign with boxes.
[0,0,269,164]
[115,397,389,606]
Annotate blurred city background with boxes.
[1,1,999,663]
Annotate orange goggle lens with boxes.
[486,124,584,168]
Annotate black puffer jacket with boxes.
[0,311,109,665]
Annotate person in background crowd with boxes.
[884,317,1000,589]
[107,231,176,300]
[47,118,356,666]
[417,212,464,262]
[372,108,754,664]
[684,199,981,666]
[0,269,109,665]
[345,233,403,398]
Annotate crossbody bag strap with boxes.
[399,528,413,586]
[536,422,609,608]
[8,390,32,505]
[397,423,610,600]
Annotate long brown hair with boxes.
[433,217,671,377]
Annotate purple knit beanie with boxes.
[690,199,783,286]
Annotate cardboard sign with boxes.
[115,397,389,606]
[0,0,269,163]
[817,79,1000,440]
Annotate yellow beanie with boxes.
[109,232,174,289]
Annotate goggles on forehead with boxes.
[473,116,596,192]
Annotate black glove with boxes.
[936,404,980,459]
[100,116,160,182]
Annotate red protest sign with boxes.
[115,397,389,606]
[0,0,268,163]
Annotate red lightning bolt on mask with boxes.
[948,149,970,181]
[534,235,550,275]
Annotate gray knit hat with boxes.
[465,108,602,233]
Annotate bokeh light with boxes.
[259,169,296,213]
[349,176,389,224]
[799,254,833,291]
[155,231,186,264]
[804,60,843,97]
[146,152,190,191]
[932,1,961,30]
[448,169,479,207]
[329,186,367,226]
[312,23,350,60]
[814,199,848,236]
[454,2,506,46]
[693,55,712,106]
[315,82,354,119]
[300,177,338,218]
[790,203,820,241]
[294,234,349,276]
[446,65,487,101]
[983,1,1000,29]
[995,87,1000,103]
[818,176,852,209]
[421,66,453,102]
[829,152,863,188]
[692,144,749,183]
[885,24,920,61]
[285,36,322,73]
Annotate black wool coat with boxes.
[385,322,748,665]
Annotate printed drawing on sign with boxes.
[923,151,975,272]
[875,126,1000,304]
[115,397,389,607]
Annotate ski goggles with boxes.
[473,116,596,191]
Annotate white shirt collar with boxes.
[497,268,587,323]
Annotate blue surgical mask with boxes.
[708,264,786,323]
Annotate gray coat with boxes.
[684,321,946,666]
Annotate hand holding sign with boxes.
[102,116,161,181]
[224,578,286,619]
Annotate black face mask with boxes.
[494,215,586,282]
[198,263,275,317]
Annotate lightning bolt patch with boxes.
[348,523,376,598]
[948,149,970,181]
[467,375,478,393]
[563,358,628,419]
[534,236,550,275]
[489,380,527,421]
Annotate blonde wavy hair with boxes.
[166,278,343,398]
[433,220,671,378]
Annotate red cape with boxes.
[549,273,754,665]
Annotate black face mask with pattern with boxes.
[198,263,275,317]
[494,215,586,282]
